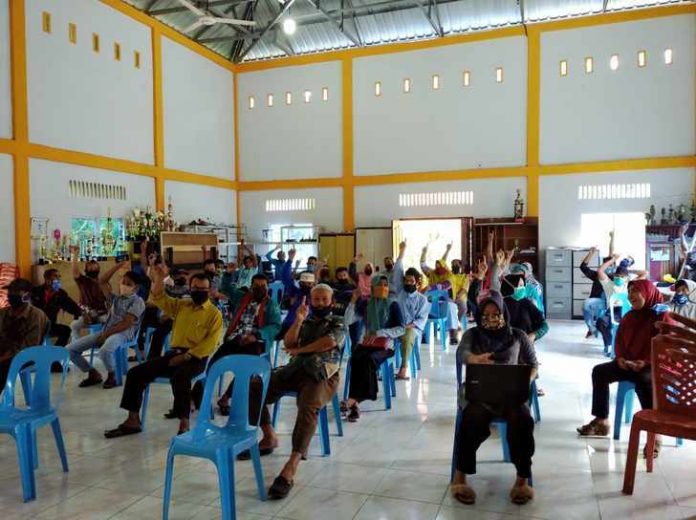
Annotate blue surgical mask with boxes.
[51,279,62,291]
[512,286,526,301]
[614,277,625,287]
[673,294,689,306]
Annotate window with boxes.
[92,33,100,53]
[495,67,503,83]
[42,12,51,34]
[304,90,312,103]
[560,60,568,77]
[585,57,594,74]
[248,96,255,109]
[265,198,316,212]
[285,92,292,105]
[403,78,411,93]
[398,191,474,208]
[577,183,651,201]
[267,93,274,107]
[432,74,440,90]
[374,81,381,97]
[609,54,619,71]
[322,87,329,101]
[462,70,471,87]
[68,23,77,44]
[664,48,673,65]
[134,51,141,69]
[114,42,121,61]
[637,50,646,68]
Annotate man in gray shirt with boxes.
[67,271,145,389]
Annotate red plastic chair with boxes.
[622,334,696,495]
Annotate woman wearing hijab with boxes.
[349,254,375,299]
[669,279,696,319]
[451,291,538,506]
[342,276,404,422]
[577,280,672,457]
[501,274,549,343]
[511,263,545,315]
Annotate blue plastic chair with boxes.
[162,355,271,520]
[139,332,174,430]
[269,281,285,305]
[0,346,70,502]
[342,336,396,410]
[530,379,541,424]
[422,290,449,351]
[606,293,631,357]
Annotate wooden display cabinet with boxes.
[473,217,539,274]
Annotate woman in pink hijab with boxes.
[349,254,374,299]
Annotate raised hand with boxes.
[495,250,505,266]
[288,248,297,260]
[399,240,406,252]
[226,262,237,273]
[152,263,169,282]
[296,296,309,321]
[351,288,361,304]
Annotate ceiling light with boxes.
[282,18,296,35]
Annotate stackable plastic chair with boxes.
[606,293,631,357]
[342,335,396,410]
[0,347,70,502]
[162,355,271,520]
[269,281,285,305]
[423,290,449,351]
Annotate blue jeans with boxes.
[583,298,606,334]
[67,331,129,373]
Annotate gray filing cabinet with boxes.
[545,249,572,319]
[572,249,600,318]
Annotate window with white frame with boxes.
[398,191,474,208]
[577,183,651,201]
[265,198,316,212]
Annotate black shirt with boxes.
[579,262,606,300]
[31,286,82,324]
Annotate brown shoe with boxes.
[78,370,103,388]
[510,481,534,505]
[102,376,118,389]
[576,419,610,437]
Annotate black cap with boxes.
[5,278,33,292]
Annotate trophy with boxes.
[513,190,525,221]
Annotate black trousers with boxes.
[119,350,206,419]
[137,306,162,351]
[591,360,652,419]
[348,347,394,403]
[49,323,72,347]
[191,336,264,409]
[146,318,173,360]
[454,402,535,479]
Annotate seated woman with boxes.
[451,291,537,506]
[501,274,549,344]
[577,280,672,457]
[669,279,696,319]
[342,276,404,422]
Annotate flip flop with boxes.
[451,483,476,505]
[104,424,142,439]
[510,483,534,505]
[268,475,294,500]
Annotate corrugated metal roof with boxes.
[123,0,693,63]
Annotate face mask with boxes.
[174,277,187,287]
[51,279,62,291]
[614,277,625,287]
[85,270,99,279]
[319,269,330,280]
[336,278,349,286]
[373,286,389,299]
[8,293,28,309]
[299,283,313,295]
[205,271,215,280]
[311,305,332,318]
[512,286,526,301]
[673,293,689,306]
[482,313,505,330]
[252,286,267,302]
[435,266,447,275]
[404,284,417,294]
[364,268,373,276]
[190,290,209,305]
[306,264,316,273]
[385,262,394,271]
[452,265,461,274]
[120,283,135,297]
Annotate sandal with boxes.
[268,475,294,500]
[104,423,142,439]
[339,400,349,415]
[395,373,410,381]
[643,439,662,459]
[510,482,534,505]
[451,483,476,505]
[347,405,360,423]
[576,419,609,437]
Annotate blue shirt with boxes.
[396,290,430,333]
[264,251,284,281]
[104,293,146,340]
[385,258,405,298]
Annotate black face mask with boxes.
[8,293,28,309]
[311,305,332,318]
[252,287,267,302]
[204,271,215,279]
[364,268,373,276]
[299,284,313,295]
[452,266,461,274]
[336,279,350,287]
[174,277,187,286]
[85,270,99,279]
[404,284,417,294]
[190,290,209,305]
[385,263,394,271]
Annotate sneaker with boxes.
[576,419,610,437]
[78,374,103,388]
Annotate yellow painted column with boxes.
[233,72,241,227]
[526,27,541,217]
[152,26,165,211]
[10,0,31,275]
[342,58,355,232]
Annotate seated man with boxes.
[330,267,355,317]
[146,267,190,360]
[579,247,609,339]
[236,240,260,289]
[421,242,461,345]
[265,246,286,282]
[67,271,145,389]
[31,268,82,347]
[395,268,430,380]
[105,267,223,437]
[0,279,49,389]
[384,241,406,298]
[248,284,345,499]
[193,273,281,413]
[70,247,109,341]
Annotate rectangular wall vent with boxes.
[398,191,474,207]
[265,198,316,212]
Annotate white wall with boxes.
[354,177,527,227]
[0,0,11,139]
[29,159,156,258]
[164,181,236,226]
[540,14,696,164]
[0,154,14,262]
[162,37,234,179]
[539,168,694,249]
[240,187,343,240]
[26,0,154,163]
[353,37,527,176]
[238,61,343,181]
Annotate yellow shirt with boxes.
[149,292,223,359]
[450,274,470,301]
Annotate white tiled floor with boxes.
[1,320,695,519]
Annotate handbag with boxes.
[360,335,391,350]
